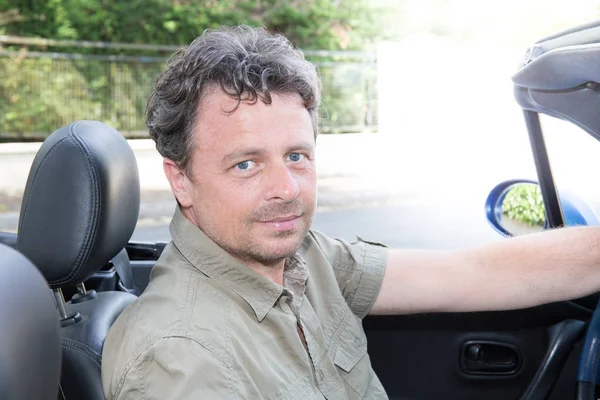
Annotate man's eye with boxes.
[235,160,255,171]
[288,153,305,162]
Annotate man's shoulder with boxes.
[301,229,334,255]
[300,229,348,268]
[102,248,250,387]
[302,229,389,267]
[104,262,241,354]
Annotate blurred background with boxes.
[1,0,600,248]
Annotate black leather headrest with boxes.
[17,121,140,289]
[0,244,61,400]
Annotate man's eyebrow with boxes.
[291,142,316,153]
[222,142,315,164]
[222,148,266,164]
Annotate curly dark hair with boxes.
[146,25,321,171]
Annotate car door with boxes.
[364,296,591,399]
[309,197,593,400]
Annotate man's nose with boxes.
[263,163,300,202]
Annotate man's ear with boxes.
[163,158,193,207]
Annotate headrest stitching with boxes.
[47,122,102,286]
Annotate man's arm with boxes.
[371,226,600,315]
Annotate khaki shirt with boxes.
[102,208,389,399]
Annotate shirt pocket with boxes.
[332,315,373,398]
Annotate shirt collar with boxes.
[169,207,308,322]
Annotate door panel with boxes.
[363,303,591,399]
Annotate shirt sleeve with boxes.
[112,337,246,400]
[307,230,388,319]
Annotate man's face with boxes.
[169,89,317,267]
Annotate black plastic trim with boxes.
[126,241,167,261]
[523,110,564,228]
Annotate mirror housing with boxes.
[485,179,600,237]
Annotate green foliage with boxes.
[0,53,375,138]
[0,0,383,51]
[1,56,98,136]
[502,184,546,227]
[0,55,164,138]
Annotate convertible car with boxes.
[1,19,600,400]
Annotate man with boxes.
[102,25,600,399]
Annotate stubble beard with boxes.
[222,200,314,267]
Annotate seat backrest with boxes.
[16,120,140,400]
[0,244,62,400]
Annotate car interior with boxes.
[2,19,600,400]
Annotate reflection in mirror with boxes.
[500,183,546,236]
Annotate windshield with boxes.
[541,115,600,220]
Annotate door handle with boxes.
[461,341,521,375]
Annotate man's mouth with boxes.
[263,215,301,223]
[259,214,302,231]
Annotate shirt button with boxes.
[318,370,325,381]
[354,337,361,346]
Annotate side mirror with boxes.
[485,179,600,237]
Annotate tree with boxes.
[0,0,392,139]
[0,8,24,30]
[0,0,383,51]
